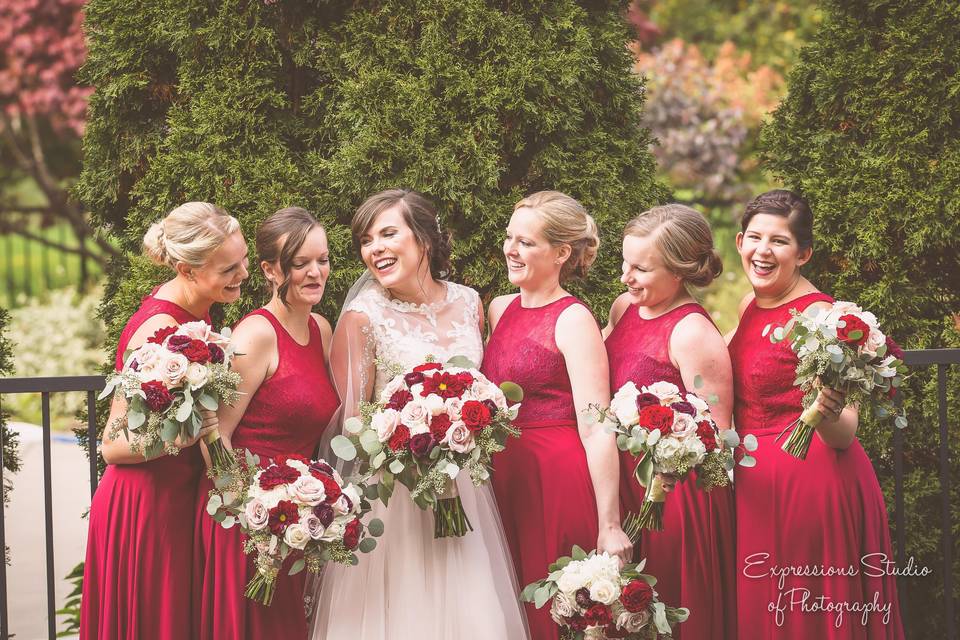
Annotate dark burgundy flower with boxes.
[388,424,411,451]
[259,463,300,490]
[697,420,718,452]
[343,518,362,549]
[147,326,178,345]
[313,502,335,527]
[568,615,587,632]
[409,433,434,457]
[837,314,870,347]
[637,404,675,435]
[670,401,696,417]
[885,336,905,360]
[141,380,173,412]
[482,399,498,415]
[310,460,335,477]
[461,400,492,432]
[583,604,612,627]
[274,453,309,467]
[621,579,654,613]
[267,500,299,535]
[182,339,211,363]
[575,587,593,609]
[386,389,414,411]
[166,334,192,352]
[207,342,225,364]
[429,414,452,441]
[634,392,660,411]
[404,371,425,387]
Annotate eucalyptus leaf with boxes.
[206,494,222,515]
[388,459,405,474]
[743,433,758,452]
[127,410,146,431]
[160,419,179,442]
[221,515,236,529]
[693,374,704,389]
[499,381,524,403]
[288,558,306,575]
[198,393,219,411]
[175,398,193,423]
[358,537,377,553]
[368,518,385,537]
[331,435,358,461]
[533,585,552,609]
[359,429,383,455]
[571,545,588,561]
[740,455,757,468]
[344,416,364,434]
[446,355,477,369]
[372,450,387,469]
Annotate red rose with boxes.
[166,334,192,352]
[414,362,444,373]
[461,400,492,432]
[634,392,660,411]
[697,420,718,452]
[637,404,675,435]
[207,342,225,364]
[274,453,310,467]
[621,579,654,613]
[837,314,870,347]
[147,326,178,345]
[409,433,434,457]
[388,424,411,451]
[429,414,452,441]
[141,380,173,412]
[315,473,342,502]
[267,500,299,535]
[386,389,414,411]
[259,463,300,490]
[583,604,612,627]
[182,339,211,363]
[422,371,468,399]
[313,502,334,527]
[343,517,362,549]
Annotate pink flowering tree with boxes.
[0,0,117,264]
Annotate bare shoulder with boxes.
[608,292,634,328]
[556,300,599,333]
[311,312,334,341]
[126,313,179,350]
[672,312,725,354]
[737,291,756,319]
[232,312,278,349]
[487,293,519,332]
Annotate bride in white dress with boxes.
[308,189,529,639]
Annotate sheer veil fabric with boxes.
[308,274,530,639]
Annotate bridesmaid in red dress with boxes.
[482,191,632,640]
[193,207,339,639]
[728,190,903,639]
[81,202,248,640]
[602,204,736,639]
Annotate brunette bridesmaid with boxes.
[728,190,903,638]
[193,207,339,639]
[81,202,248,640]
[481,191,632,640]
[602,204,736,639]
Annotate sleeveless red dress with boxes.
[193,309,339,639]
[81,290,209,640]
[729,292,904,639]
[605,302,737,639]
[481,295,599,640]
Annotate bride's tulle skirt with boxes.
[307,476,530,639]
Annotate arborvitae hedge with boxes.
[0,307,20,565]
[75,2,666,450]
[762,1,960,636]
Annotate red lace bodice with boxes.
[115,287,210,370]
[231,309,339,459]
[728,292,833,433]
[605,302,712,393]
[481,295,585,425]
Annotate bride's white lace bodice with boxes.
[345,279,484,397]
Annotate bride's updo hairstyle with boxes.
[143,202,241,270]
[256,206,325,305]
[624,204,723,288]
[515,190,599,282]
[741,189,814,251]
[351,188,452,279]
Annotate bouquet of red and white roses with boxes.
[331,356,522,538]
[206,451,382,605]
[606,380,756,532]
[522,545,689,639]
[99,321,240,463]
[765,300,909,459]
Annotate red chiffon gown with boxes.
[481,295,599,640]
[605,302,737,639]
[81,290,210,640]
[193,309,339,639]
[729,292,904,639]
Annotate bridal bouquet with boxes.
[606,380,756,532]
[99,321,240,463]
[331,356,523,538]
[206,452,383,605]
[522,545,689,639]
[765,300,909,459]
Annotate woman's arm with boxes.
[329,311,376,419]
[601,292,632,340]
[485,294,518,340]
[670,313,734,429]
[556,303,632,564]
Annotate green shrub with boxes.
[762,1,960,636]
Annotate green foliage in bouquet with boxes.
[762,0,960,634]
[75,0,667,467]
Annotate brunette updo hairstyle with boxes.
[351,189,452,279]
[624,204,723,288]
[741,189,814,250]
[256,207,325,305]
[142,202,240,270]
[514,190,599,282]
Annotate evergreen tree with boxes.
[762,1,960,635]
[0,307,20,564]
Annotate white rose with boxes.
[321,519,346,542]
[399,401,429,433]
[671,413,698,440]
[861,328,886,358]
[177,321,211,341]
[685,394,710,420]
[160,352,189,387]
[444,421,476,453]
[245,499,269,531]
[284,523,310,550]
[682,437,707,465]
[823,300,862,326]
[128,342,164,372]
[422,393,447,416]
[611,383,640,426]
[617,610,651,633]
[303,513,326,540]
[588,577,621,605]
[372,408,401,442]
[653,437,682,466]
[341,484,362,514]
[290,475,327,506]
[184,362,209,390]
[444,397,463,420]
[644,381,681,404]
[557,562,587,593]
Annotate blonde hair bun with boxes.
[514,190,599,282]
[142,202,241,270]
[624,203,722,288]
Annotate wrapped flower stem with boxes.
[434,485,473,538]
[625,474,667,533]
[778,405,823,460]
[204,429,235,473]
[244,570,278,607]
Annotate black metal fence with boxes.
[0,350,957,639]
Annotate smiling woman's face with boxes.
[736,213,811,297]
[359,204,428,290]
